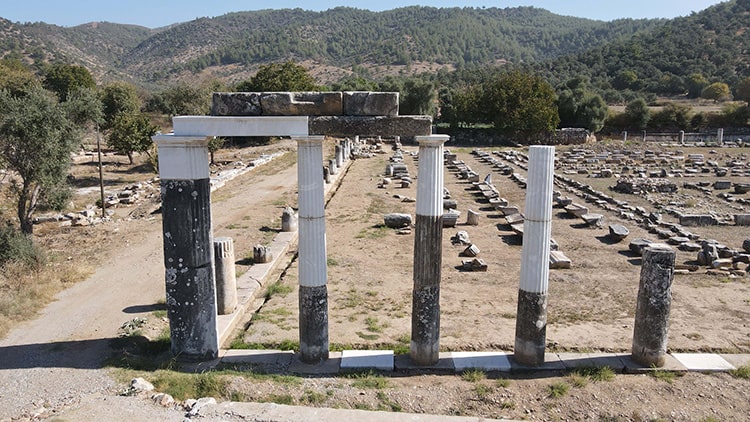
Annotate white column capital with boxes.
[415,135,450,147]
[153,134,210,180]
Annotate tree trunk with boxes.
[17,182,40,235]
[127,152,134,165]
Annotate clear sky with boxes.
[1,0,726,28]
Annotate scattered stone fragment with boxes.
[743,239,750,253]
[152,393,175,407]
[679,242,702,252]
[451,231,471,246]
[442,210,460,228]
[253,244,273,263]
[461,258,488,272]
[130,378,154,393]
[608,224,629,241]
[461,244,480,257]
[581,213,604,227]
[466,209,480,226]
[383,213,412,228]
[396,227,412,235]
[549,251,572,269]
[629,238,653,256]
[564,203,588,217]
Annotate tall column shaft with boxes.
[411,135,449,366]
[514,145,555,366]
[632,244,675,367]
[296,136,329,363]
[154,135,218,361]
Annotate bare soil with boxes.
[1,139,749,421]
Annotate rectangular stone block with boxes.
[734,214,750,226]
[211,92,262,116]
[343,91,399,116]
[260,92,342,116]
[309,115,432,137]
[679,214,718,226]
[211,92,343,116]
[173,116,308,137]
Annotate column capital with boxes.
[294,135,326,145]
[415,134,450,147]
[153,134,210,180]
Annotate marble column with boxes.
[213,237,237,315]
[411,134,449,366]
[514,145,555,366]
[153,134,219,361]
[296,136,329,363]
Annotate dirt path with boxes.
[0,143,300,420]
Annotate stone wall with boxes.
[435,127,592,146]
[211,91,431,137]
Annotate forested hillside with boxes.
[531,0,750,102]
[0,2,748,104]
[0,6,661,85]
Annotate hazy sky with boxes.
[1,0,726,28]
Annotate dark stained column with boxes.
[296,136,329,363]
[153,135,218,361]
[632,244,676,367]
[410,135,449,366]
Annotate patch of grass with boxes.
[496,377,510,388]
[547,381,570,398]
[729,364,750,379]
[461,368,486,382]
[356,331,380,340]
[650,368,679,384]
[572,366,616,382]
[365,316,388,333]
[149,370,229,401]
[326,257,339,266]
[474,383,492,399]
[265,281,293,298]
[568,374,588,388]
[354,225,390,239]
[347,370,390,389]
[500,400,515,409]
[376,391,402,412]
[260,393,294,405]
[301,390,327,404]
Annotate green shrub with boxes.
[0,225,45,269]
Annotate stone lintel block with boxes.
[173,116,308,137]
[309,115,432,137]
[343,91,399,116]
[212,92,343,116]
[211,92,262,116]
[261,92,342,116]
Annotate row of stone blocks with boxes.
[211,91,432,137]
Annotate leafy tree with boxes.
[146,82,211,116]
[701,82,731,102]
[482,70,559,142]
[100,81,142,130]
[686,73,709,98]
[736,76,750,104]
[42,63,96,101]
[107,113,158,164]
[0,59,41,97]
[623,98,651,130]
[236,61,320,92]
[720,103,750,126]
[207,137,225,165]
[649,102,692,130]
[556,78,607,132]
[0,87,80,234]
[399,78,436,116]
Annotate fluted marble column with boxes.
[514,145,555,366]
[411,134,449,366]
[296,136,329,363]
[153,134,218,361]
